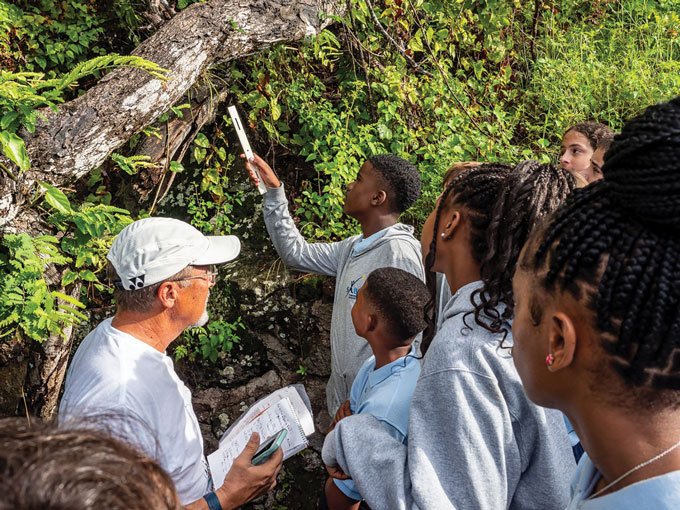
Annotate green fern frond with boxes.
[111,152,159,175]
[49,54,168,91]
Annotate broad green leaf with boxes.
[40,181,73,214]
[1,112,19,130]
[78,270,98,283]
[169,161,184,173]
[61,270,78,287]
[0,131,30,171]
[271,100,282,121]
[194,133,211,148]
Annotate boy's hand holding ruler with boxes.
[228,105,267,194]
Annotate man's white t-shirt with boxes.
[58,318,211,504]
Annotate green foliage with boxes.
[1,0,105,73]
[3,0,679,368]
[523,0,680,137]
[176,317,246,362]
[0,0,150,73]
[0,233,86,342]
[162,120,246,235]
[219,0,680,240]
[224,0,533,239]
[111,153,159,176]
[44,203,134,285]
[0,183,133,342]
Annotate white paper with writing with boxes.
[207,387,314,487]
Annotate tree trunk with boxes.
[23,283,82,421]
[1,0,344,420]
[0,0,343,232]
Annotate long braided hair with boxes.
[422,162,576,352]
[522,97,680,401]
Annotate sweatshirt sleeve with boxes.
[262,185,352,277]
[324,367,521,510]
[323,415,412,510]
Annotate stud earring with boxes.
[545,353,555,367]
[441,233,446,238]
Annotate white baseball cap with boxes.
[107,217,241,290]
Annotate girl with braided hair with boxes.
[512,97,680,508]
[322,161,577,509]
[431,161,482,337]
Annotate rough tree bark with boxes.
[140,0,176,31]
[0,0,344,420]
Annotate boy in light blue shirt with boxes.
[321,267,429,510]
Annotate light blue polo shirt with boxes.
[566,453,680,509]
[352,226,389,255]
[334,349,421,501]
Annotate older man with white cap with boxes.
[59,218,282,510]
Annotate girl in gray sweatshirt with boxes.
[323,162,578,509]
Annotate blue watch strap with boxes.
[203,491,222,510]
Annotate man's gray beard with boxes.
[191,309,209,328]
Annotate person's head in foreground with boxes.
[352,267,430,351]
[0,417,180,510]
[513,97,680,501]
[560,121,614,184]
[343,155,421,222]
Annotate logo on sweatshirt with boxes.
[345,275,366,300]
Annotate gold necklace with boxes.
[590,438,680,499]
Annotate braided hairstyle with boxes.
[522,97,680,404]
[422,162,576,351]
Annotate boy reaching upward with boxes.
[245,155,424,415]
[321,267,429,510]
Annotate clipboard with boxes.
[228,105,267,194]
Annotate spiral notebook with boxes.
[207,384,314,487]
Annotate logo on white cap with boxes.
[128,275,146,290]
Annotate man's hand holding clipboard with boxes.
[228,106,280,192]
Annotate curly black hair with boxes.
[368,154,421,214]
[422,162,576,352]
[565,121,615,152]
[362,267,430,344]
[522,97,680,404]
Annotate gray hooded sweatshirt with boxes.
[323,281,575,509]
[263,185,424,415]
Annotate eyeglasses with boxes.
[169,268,218,285]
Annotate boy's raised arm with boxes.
[245,153,353,277]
